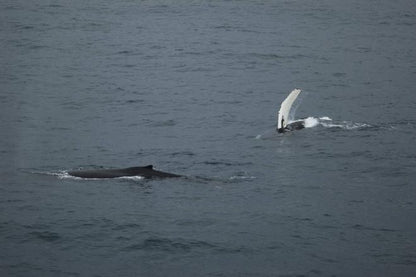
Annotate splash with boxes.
[321,121,370,130]
[256,116,371,138]
[303,117,319,128]
[303,116,370,130]
[56,171,90,180]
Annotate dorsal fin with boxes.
[144,165,153,169]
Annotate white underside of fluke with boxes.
[277,89,301,130]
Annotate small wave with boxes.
[229,170,256,181]
[124,237,216,253]
[29,231,61,242]
[229,175,256,180]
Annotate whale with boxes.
[277,89,305,133]
[279,119,305,132]
[67,165,181,179]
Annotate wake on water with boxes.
[312,117,371,130]
[255,117,371,139]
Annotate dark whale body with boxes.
[277,120,305,133]
[68,165,181,179]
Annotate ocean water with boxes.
[1,0,416,276]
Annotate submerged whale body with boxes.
[277,89,305,133]
[280,120,305,133]
[68,165,181,179]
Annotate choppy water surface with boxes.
[1,1,416,276]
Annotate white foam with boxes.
[58,172,84,180]
[320,122,343,128]
[320,120,370,130]
[296,116,370,130]
[117,176,145,181]
[304,117,319,128]
[319,116,332,121]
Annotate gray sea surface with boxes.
[1,0,416,276]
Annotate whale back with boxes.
[127,165,153,171]
[68,165,181,179]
